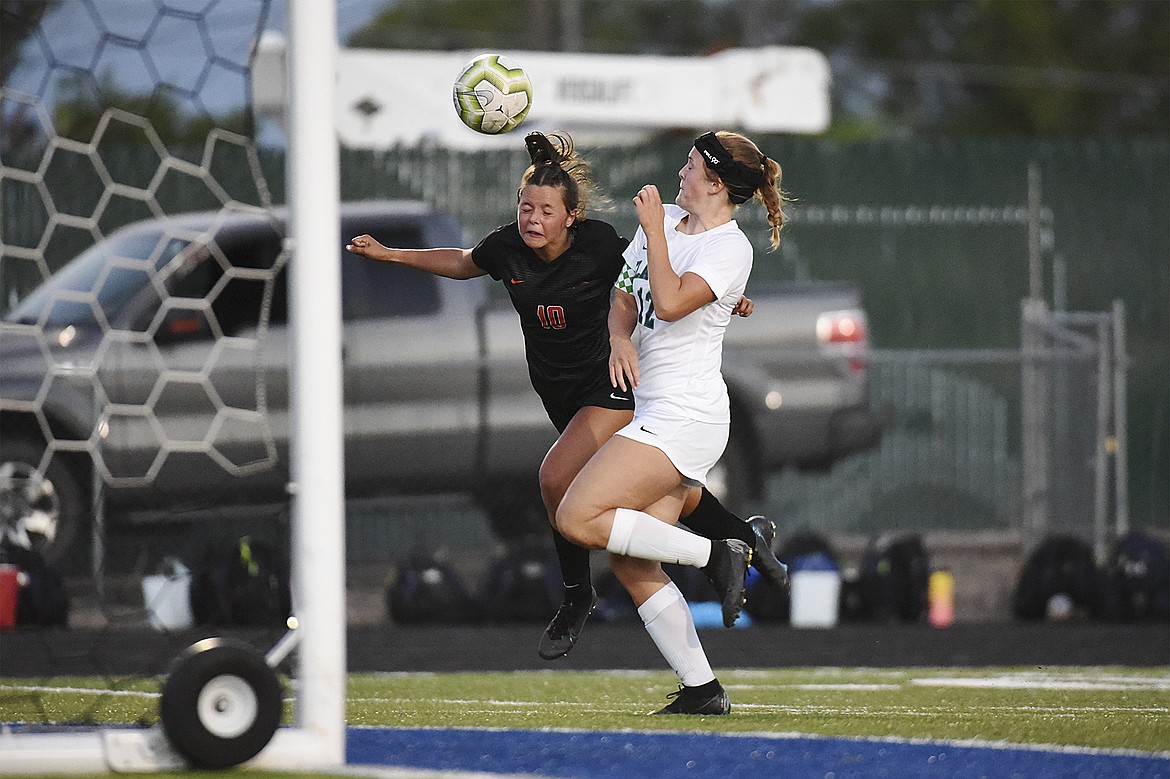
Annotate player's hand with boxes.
[346,234,386,258]
[733,296,754,317]
[632,185,665,232]
[609,336,639,391]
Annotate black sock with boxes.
[552,528,593,597]
[680,488,754,546]
[686,678,723,695]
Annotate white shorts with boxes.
[614,411,729,487]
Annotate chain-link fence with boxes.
[771,325,1126,554]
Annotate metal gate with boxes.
[767,299,1129,561]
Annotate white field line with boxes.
[0,684,158,698]
[351,696,1166,718]
[910,676,1170,691]
[726,683,901,691]
[350,697,638,708]
[729,703,1169,717]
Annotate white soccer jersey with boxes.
[615,204,753,423]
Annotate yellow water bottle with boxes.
[928,569,955,628]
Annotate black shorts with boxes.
[534,369,635,433]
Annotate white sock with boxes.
[637,581,715,687]
[606,508,712,567]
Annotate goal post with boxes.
[0,0,347,771]
[273,0,348,767]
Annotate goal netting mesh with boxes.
[0,0,340,771]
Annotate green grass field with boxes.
[3,666,1168,756]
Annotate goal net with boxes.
[1,0,345,771]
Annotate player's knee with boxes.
[552,504,576,542]
[537,459,571,515]
[553,500,587,546]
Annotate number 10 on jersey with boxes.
[536,304,566,330]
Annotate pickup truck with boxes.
[0,201,881,569]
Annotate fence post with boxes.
[1093,315,1113,563]
[1020,296,1050,548]
[1112,299,1129,537]
[1027,162,1043,299]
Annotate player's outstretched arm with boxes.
[346,235,485,280]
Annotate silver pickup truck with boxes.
[0,201,881,567]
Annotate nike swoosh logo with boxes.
[509,277,525,284]
[610,393,629,401]
[639,425,656,435]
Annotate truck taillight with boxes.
[817,311,866,344]
[817,310,868,372]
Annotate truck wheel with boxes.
[160,637,283,769]
[705,432,752,515]
[0,436,87,572]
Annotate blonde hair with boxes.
[709,131,787,250]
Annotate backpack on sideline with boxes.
[856,533,931,623]
[385,551,479,624]
[0,540,69,628]
[1097,530,1170,622]
[1012,535,1098,621]
[478,535,562,623]
[189,535,291,628]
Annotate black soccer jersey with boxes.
[471,218,628,383]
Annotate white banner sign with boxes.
[254,37,831,149]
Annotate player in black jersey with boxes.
[347,131,787,660]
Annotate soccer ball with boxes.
[452,54,532,134]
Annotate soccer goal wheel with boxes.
[160,637,283,769]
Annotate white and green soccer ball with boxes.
[452,54,532,134]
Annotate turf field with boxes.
[347,666,1170,751]
[3,666,1168,777]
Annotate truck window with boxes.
[339,227,439,320]
[159,220,440,332]
[6,227,176,329]
[213,235,287,335]
[163,230,287,337]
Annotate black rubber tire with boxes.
[159,637,283,769]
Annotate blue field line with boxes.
[347,725,1170,779]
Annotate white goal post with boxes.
[274,0,348,767]
[0,0,347,771]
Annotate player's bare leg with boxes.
[556,436,749,627]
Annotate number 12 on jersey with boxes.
[634,286,656,330]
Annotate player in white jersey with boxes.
[557,131,788,715]
[618,202,752,423]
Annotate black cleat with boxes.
[538,588,598,660]
[702,538,751,627]
[653,683,731,715]
[747,515,789,589]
